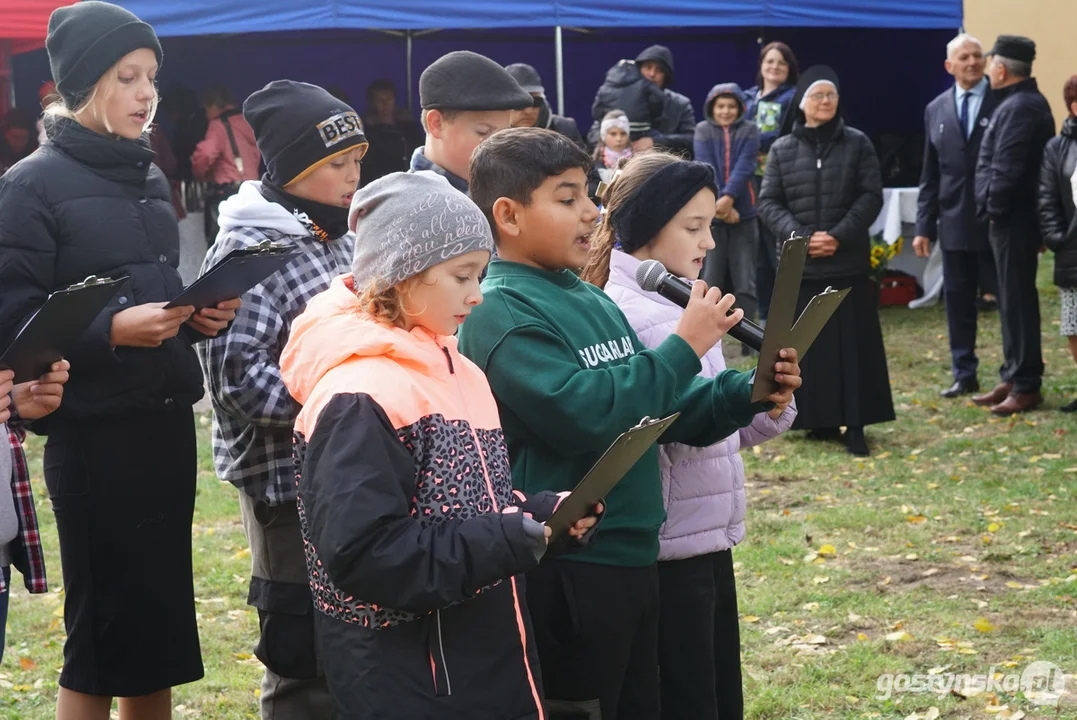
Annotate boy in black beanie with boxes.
[411,50,534,193]
[196,79,367,720]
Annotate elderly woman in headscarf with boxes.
[757,65,892,456]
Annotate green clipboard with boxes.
[545,413,680,539]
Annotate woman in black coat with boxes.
[1036,74,1077,413]
[758,65,893,456]
[0,4,238,718]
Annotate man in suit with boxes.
[973,35,1055,416]
[914,34,998,398]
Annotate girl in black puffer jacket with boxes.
[758,65,893,456]
[1036,75,1077,412]
[0,4,239,717]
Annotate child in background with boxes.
[0,361,70,666]
[460,128,801,719]
[411,50,535,193]
[594,110,633,184]
[279,171,600,719]
[584,151,796,720]
[694,83,762,331]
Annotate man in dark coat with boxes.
[973,35,1056,416]
[914,34,998,399]
[587,45,696,157]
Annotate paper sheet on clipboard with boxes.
[545,413,680,539]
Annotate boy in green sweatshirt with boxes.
[459,127,801,719]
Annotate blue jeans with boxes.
[0,565,10,666]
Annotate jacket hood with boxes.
[281,275,458,409]
[635,45,675,85]
[704,83,747,123]
[1062,115,1077,138]
[217,181,309,236]
[604,60,645,89]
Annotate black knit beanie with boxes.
[243,80,369,187]
[46,1,163,110]
[610,162,717,252]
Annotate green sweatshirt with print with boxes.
[457,260,766,567]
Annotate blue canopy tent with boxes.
[11,0,962,146]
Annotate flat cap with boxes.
[505,63,545,96]
[420,51,534,111]
[988,35,1036,63]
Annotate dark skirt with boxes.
[43,405,203,697]
[791,274,895,430]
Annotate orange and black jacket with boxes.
[281,275,568,719]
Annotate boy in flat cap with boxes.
[411,50,534,193]
[973,35,1056,417]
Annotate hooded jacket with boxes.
[1037,116,1077,288]
[0,116,205,424]
[694,83,761,220]
[603,251,795,559]
[634,45,696,156]
[590,60,667,141]
[197,180,355,508]
[280,275,567,719]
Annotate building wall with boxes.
[964,0,1077,129]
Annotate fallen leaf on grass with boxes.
[818,544,837,556]
[742,616,761,623]
[857,632,869,641]
[232,547,251,560]
[987,522,1002,532]
[886,631,914,642]
[18,658,36,671]
[907,515,928,524]
[813,576,830,585]
[973,617,997,633]
[984,705,1009,714]
[904,707,940,720]
[1005,581,1024,589]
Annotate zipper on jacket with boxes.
[440,342,546,719]
[814,155,824,227]
[428,610,452,697]
[722,126,732,185]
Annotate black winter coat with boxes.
[975,78,1055,226]
[0,117,204,423]
[758,118,884,280]
[589,60,666,141]
[1037,116,1077,288]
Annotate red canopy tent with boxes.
[1,1,66,114]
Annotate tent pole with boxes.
[406,30,414,115]
[0,40,13,117]
[554,26,564,116]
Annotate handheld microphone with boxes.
[635,259,765,351]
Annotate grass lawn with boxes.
[1,259,1075,719]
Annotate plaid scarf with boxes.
[1,424,47,594]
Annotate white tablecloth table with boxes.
[867,186,943,309]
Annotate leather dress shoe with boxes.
[990,391,1043,417]
[972,382,1012,407]
[843,426,870,457]
[941,377,980,399]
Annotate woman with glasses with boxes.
[757,65,893,456]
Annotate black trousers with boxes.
[527,560,660,720]
[657,551,743,720]
[942,248,997,382]
[988,217,1044,393]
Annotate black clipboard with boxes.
[166,241,300,309]
[545,413,680,539]
[0,275,127,383]
[750,235,850,402]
